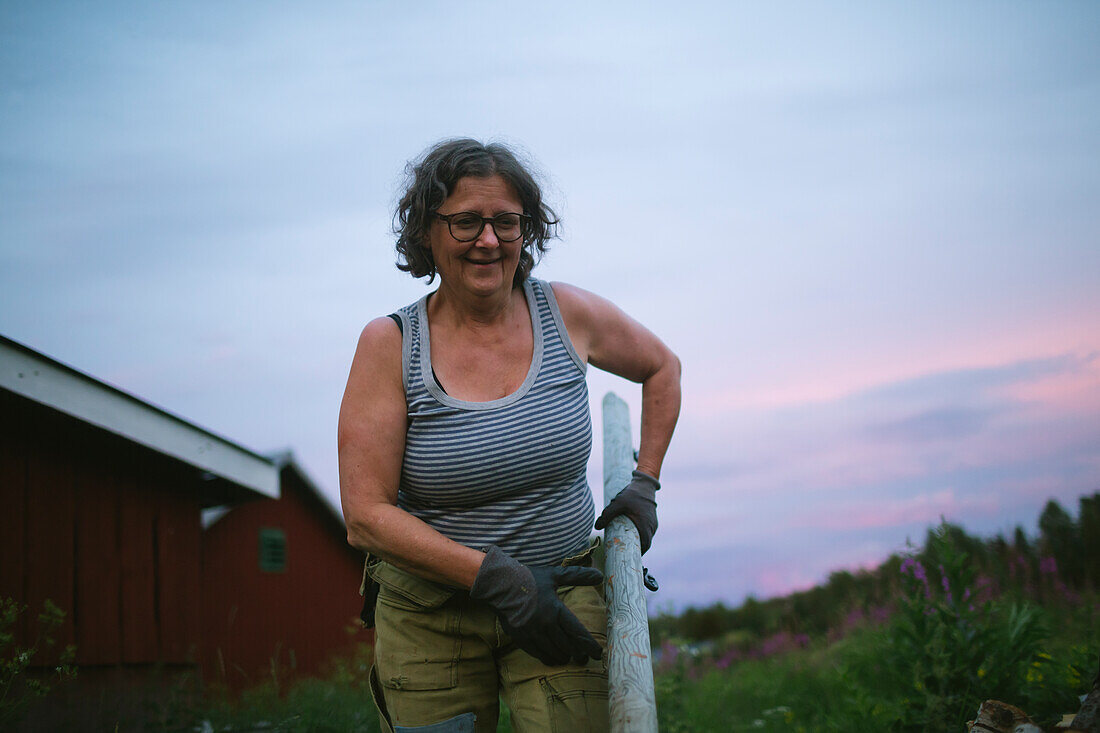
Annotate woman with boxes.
[338,138,680,732]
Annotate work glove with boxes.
[470,546,604,666]
[594,470,659,555]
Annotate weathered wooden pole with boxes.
[601,391,658,732]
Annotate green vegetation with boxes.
[195,640,382,732]
[197,676,382,732]
[655,608,1095,732]
[652,492,1100,731]
[0,598,76,729]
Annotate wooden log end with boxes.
[1070,657,1100,732]
[969,700,1034,733]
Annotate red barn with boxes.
[201,450,368,690]
[0,335,365,728]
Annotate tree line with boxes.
[650,491,1100,645]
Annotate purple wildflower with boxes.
[714,647,741,670]
[901,557,933,598]
[844,607,865,630]
[759,633,790,658]
[911,560,927,583]
[656,640,679,671]
[1039,556,1057,575]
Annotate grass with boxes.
[653,587,1097,732]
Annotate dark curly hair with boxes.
[394,138,559,287]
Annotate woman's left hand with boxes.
[594,470,659,554]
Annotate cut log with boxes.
[1069,655,1100,732]
[968,700,1034,732]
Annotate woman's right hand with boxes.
[470,546,603,666]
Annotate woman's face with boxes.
[428,174,524,298]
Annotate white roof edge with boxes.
[0,335,279,498]
[268,449,347,528]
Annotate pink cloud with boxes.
[693,319,1100,416]
[747,542,895,598]
[752,566,823,598]
[995,355,1100,413]
[789,489,1000,532]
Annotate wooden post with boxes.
[602,392,658,732]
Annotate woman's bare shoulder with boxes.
[357,315,402,351]
[548,281,603,318]
[548,281,617,363]
[548,281,672,382]
[549,280,625,327]
[345,316,403,395]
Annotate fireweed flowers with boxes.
[889,524,1071,731]
[900,556,932,600]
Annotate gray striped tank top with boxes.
[395,279,594,566]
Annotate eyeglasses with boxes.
[435,211,528,242]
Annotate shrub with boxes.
[0,597,76,729]
[887,524,1085,730]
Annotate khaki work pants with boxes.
[367,547,609,733]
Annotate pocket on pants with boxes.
[539,670,609,731]
[370,560,456,612]
[557,583,608,648]
[375,605,461,691]
[372,562,461,692]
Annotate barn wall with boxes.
[201,470,367,689]
[0,388,203,666]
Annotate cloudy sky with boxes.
[3,1,1098,611]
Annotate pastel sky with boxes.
[2,1,1098,611]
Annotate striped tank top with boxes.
[394,278,594,566]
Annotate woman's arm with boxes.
[337,316,485,589]
[550,282,682,478]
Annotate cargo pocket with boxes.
[371,561,461,692]
[370,560,456,612]
[557,583,608,650]
[539,670,609,731]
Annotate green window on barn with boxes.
[259,528,287,572]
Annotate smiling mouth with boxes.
[466,258,500,265]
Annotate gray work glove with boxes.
[470,546,603,666]
[594,469,659,554]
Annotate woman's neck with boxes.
[429,281,521,331]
